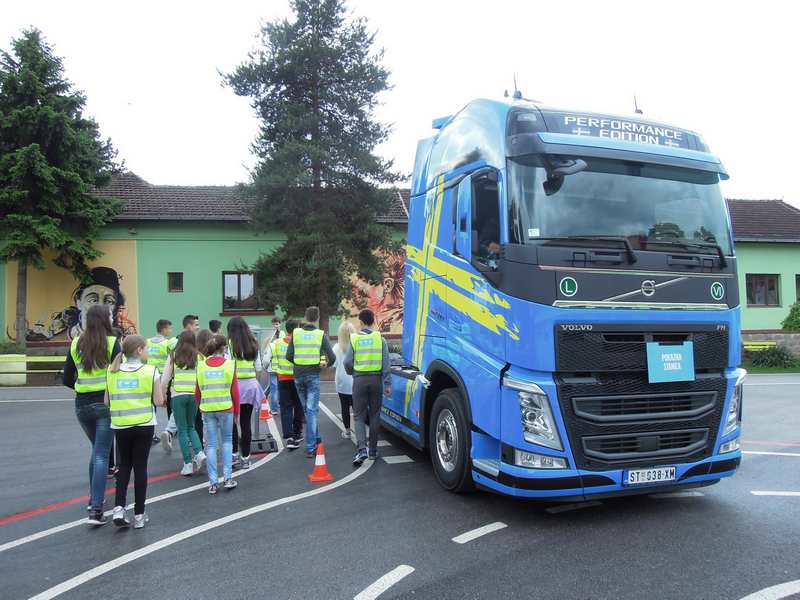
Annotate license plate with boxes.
[624,466,676,486]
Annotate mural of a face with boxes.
[77,284,117,330]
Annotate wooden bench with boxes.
[742,341,778,352]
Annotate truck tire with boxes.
[429,388,474,493]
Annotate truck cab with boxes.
[384,98,743,498]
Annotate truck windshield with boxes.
[507,155,732,255]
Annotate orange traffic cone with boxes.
[308,443,334,483]
[259,399,272,421]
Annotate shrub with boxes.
[751,345,799,368]
[0,341,24,354]
[782,302,800,331]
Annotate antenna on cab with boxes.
[512,74,522,100]
[634,94,643,115]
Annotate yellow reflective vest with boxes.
[292,328,324,366]
[351,331,383,373]
[172,360,197,394]
[229,340,256,379]
[274,338,293,376]
[147,337,171,373]
[107,365,156,427]
[196,358,235,412]
[70,336,116,393]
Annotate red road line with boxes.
[0,470,179,527]
[743,440,800,448]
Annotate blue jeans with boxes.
[294,374,321,453]
[75,402,113,511]
[203,411,233,484]
[268,372,279,413]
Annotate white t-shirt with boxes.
[109,360,160,429]
[332,343,353,395]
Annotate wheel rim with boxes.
[435,409,459,473]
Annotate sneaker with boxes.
[224,479,238,491]
[352,448,368,467]
[151,434,160,446]
[133,513,148,529]
[341,429,352,439]
[208,484,219,495]
[194,451,207,471]
[160,431,173,454]
[286,438,300,450]
[87,510,107,526]
[180,462,194,476]
[305,449,316,458]
[240,457,251,470]
[112,506,129,527]
[270,409,279,416]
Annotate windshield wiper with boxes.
[536,235,638,264]
[646,239,727,267]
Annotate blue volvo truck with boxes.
[383,98,744,498]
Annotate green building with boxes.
[1,173,408,347]
[727,199,800,332]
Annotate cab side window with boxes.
[472,173,500,266]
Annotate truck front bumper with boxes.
[471,451,741,500]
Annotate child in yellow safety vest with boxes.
[344,308,392,466]
[161,330,206,476]
[196,334,240,494]
[105,335,165,529]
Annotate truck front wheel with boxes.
[429,388,474,492]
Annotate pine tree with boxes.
[224,0,398,331]
[0,29,122,345]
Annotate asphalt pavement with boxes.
[0,376,798,599]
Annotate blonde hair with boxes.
[109,335,146,373]
[337,320,355,349]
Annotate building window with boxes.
[746,274,780,307]
[223,271,260,311]
[796,274,800,302]
[167,272,184,293]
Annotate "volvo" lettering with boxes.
[560,324,593,331]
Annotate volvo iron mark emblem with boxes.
[641,280,656,297]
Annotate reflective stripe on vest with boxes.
[70,336,116,393]
[147,337,170,372]
[107,365,155,427]
[274,339,293,376]
[196,359,235,412]
[229,339,257,378]
[173,366,196,394]
[351,331,383,373]
[292,328,324,365]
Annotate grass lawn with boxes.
[741,361,800,374]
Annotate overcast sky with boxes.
[3,1,798,205]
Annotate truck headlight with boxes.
[504,377,563,451]
[723,369,746,436]
[719,438,740,454]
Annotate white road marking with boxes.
[546,501,602,514]
[750,491,800,497]
[649,491,705,499]
[377,440,391,447]
[739,579,800,600]
[0,417,284,554]
[28,408,374,600]
[381,455,413,464]
[354,565,415,600]
[744,450,800,457]
[0,398,72,403]
[452,521,507,544]
[744,382,800,386]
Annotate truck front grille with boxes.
[555,374,725,470]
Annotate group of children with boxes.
[67,303,390,529]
